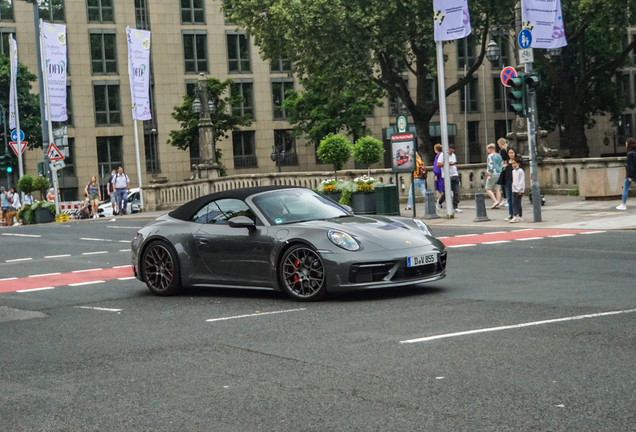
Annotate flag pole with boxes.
[9,35,24,185]
[128,27,145,212]
[132,116,144,211]
[436,41,454,219]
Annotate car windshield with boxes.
[252,189,350,225]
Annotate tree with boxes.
[32,176,50,200]
[353,137,384,177]
[282,75,383,144]
[17,174,34,194]
[535,0,636,157]
[226,0,514,162]
[168,77,252,175]
[0,56,42,150]
[316,133,353,180]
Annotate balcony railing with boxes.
[280,152,298,166]
[234,154,258,169]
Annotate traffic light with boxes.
[507,75,527,117]
[525,73,541,93]
[0,154,10,172]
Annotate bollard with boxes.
[474,189,491,222]
[422,189,440,219]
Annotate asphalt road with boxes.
[0,219,634,431]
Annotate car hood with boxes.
[296,216,440,251]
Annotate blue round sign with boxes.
[518,29,532,49]
[10,129,24,142]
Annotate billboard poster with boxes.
[42,22,68,122]
[391,134,415,173]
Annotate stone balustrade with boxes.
[142,156,627,211]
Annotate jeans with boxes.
[438,176,460,209]
[407,178,427,208]
[116,189,128,213]
[512,192,523,217]
[622,177,633,203]
[505,181,513,218]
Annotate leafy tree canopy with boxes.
[353,136,384,176]
[317,133,353,179]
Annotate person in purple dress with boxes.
[432,144,444,201]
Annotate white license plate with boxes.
[407,253,438,267]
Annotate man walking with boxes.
[113,166,130,215]
[107,169,119,215]
[436,144,462,213]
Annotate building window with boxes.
[223,0,233,24]
[493,77,504,112]
[425,75,438,103]
[58,137,75,177]
[272,80,293,120]
[183,32,208,73]
[270,59,291,73]
[460,77,479,113]
[96,136,123,181]
[274,130,297,165]
[231,81,254,119]
[0,29,15,56]
[457,36,476,70]
[389,77,409,116]
[90,32,117,75]
[53,85,73,128]
[467,121,481,163]
[233,131,257,168]
[181,0,205,24]
[494,119,512,141]
[185,80,197,97]
[87,0,114,23]
[39,0,65,23]
[226,33,251,73]
[93,82,121,126]
[134,0,150,30]
[619,114,632,143]
[0,0,14,21]
[145,129,160,173]
[620,74,631,105]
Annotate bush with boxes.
[31,200,56,215]
[33,176,50,200]
[353,137,384,177]
[316,133,352,180]
[17,175,35,194]
[18,205,35,224]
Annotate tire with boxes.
[279,245,327,301]
[141,240,182,296]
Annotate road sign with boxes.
[50,160,66,171]
[519,48,534,64]
[518,29,532,49]
[10,129,25,142]
[47,142,65,161]
[501,67,517,87]
[9,141,27,156]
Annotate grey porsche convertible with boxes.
[131,186,447,301]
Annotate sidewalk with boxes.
[401,195,636,230]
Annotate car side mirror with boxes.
[341,205,353,214]
[228,216,256,231]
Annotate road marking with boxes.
[113,265,131,269]
[0,277,17,282]
[1,233,41,238]
[400,308,636,344]
[82,251,108,255]
[484,231,507,235]
[0,267,133,294]
[119,240,131,243]
[437,236,449,239]
[446,244,476,248]
[45,254,72,259]
[481,240,510,245]
[107,226,142,229]
[80,238,111,242]
[442,229,605,247]
[75,306,122,312]
[117,276,136,280]
[515,237,544,241]
[119,249,130,252]
[28,273,61,278]
[206,308,306,322]
[579,231,606,235]
[17,287,55,293]
[549,234,576,238]
[455,234,478,237]
[5,258,32,263]
[511,229,534,232]
[71,268,103,273]
[69,280,105,287]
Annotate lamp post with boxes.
[486,39,510,135]
[270,144,285,173]
[191,73,220,179]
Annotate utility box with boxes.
[375,184,399,215]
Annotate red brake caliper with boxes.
[293,259,300,282]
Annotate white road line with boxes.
[16,287,55,293]
[0,277,17,281]
[117,276,136,280]
[75,306,122,312]
[400,308,636,344]
[206,308,306,322]
[511,229,534,232]
[71,268,102,273]
[484,231,507,235]
[446,244,476,248]
[107,226,142,229]
[580,231,606,235]
[515,237,544,241]
[119,240,131,243]
[80,238,111,242]
[454,234,478,237]
[82,251,108,255]
[482,240,510,245]
[28,272,61,278]
[1,233,41,238]
[113,265,131,269]
[69,280,105,287]
[437,236,449,239]
[5,258,33,263]
[45,254,71,259]
[549,234,576,238]
[119,249,130,252]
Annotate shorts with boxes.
[110,193,117,204]
[89,193,99,201]
[485,173,501,191]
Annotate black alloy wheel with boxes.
[280,245,327,301]
[142,241,182,296]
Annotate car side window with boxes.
[209,199,256,224]
[191,204,211,223]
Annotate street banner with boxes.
[9,36,17,130]
[433,0,472,42]
[42,23,68,122]
[521,0,567,49]
[126,27,152,121]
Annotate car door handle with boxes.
[194,234,213,245]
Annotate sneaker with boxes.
[504,216,512,221]
[404,207,412,211]
[616,204,627,211]
[504,202,509,207]
[491,203,500,209]
[436,203,442,211]
[510,217,520,223]
[454,208,463,213]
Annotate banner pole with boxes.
[9,36,24,195]
[132,117,144,211]
[436,41,454,219]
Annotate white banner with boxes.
[521,0,567,49]
[126,28,152,121]
[9,36,18,130]
[433,0,472,42]
[42,23,67,122]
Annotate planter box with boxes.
[351,192,377,215]
[323,192,342,204]
[33,207,55,224]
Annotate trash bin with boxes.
[375,184,399,215]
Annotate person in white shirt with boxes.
[113,166,130,215]
[436,144,462,213]
[24,192,33,205]
[510,157,525,223]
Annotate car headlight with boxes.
[413,219,433,236]
[327,230,360,251]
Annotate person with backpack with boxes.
[107,169,119,215]
[113,166,130,215]
[616,137,636,210]
[485,143,503,209]
[405,152,427,211]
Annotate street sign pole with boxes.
[525,62,542,223]
[436,41,453,219]
[9,35,24,188]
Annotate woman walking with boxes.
[432,144,444,202]
[617,137,636,210]
[501,148,517,221]
[84,176,102,219]
[496,138,509,206]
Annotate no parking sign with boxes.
[500,67,517,87]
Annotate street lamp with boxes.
[486,40,501,64]
[270,144,285,173]
[548,47,562,59]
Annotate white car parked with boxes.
[98,188,142,217]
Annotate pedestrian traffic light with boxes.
[507,74,527,117]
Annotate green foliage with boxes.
[353,137,384,176]
[31,200,55,215]
[339,189,352,206]
[18,204,34,224]
[0,56,42,150]
[168,77,252,175]
[32,176,50,200]
[568,188,580,196]
[316,134,352,179]
[17,174,34,194]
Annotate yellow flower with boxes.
[324,184,338,193]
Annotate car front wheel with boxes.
[279,245,327,301]
[141,240,182,296]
